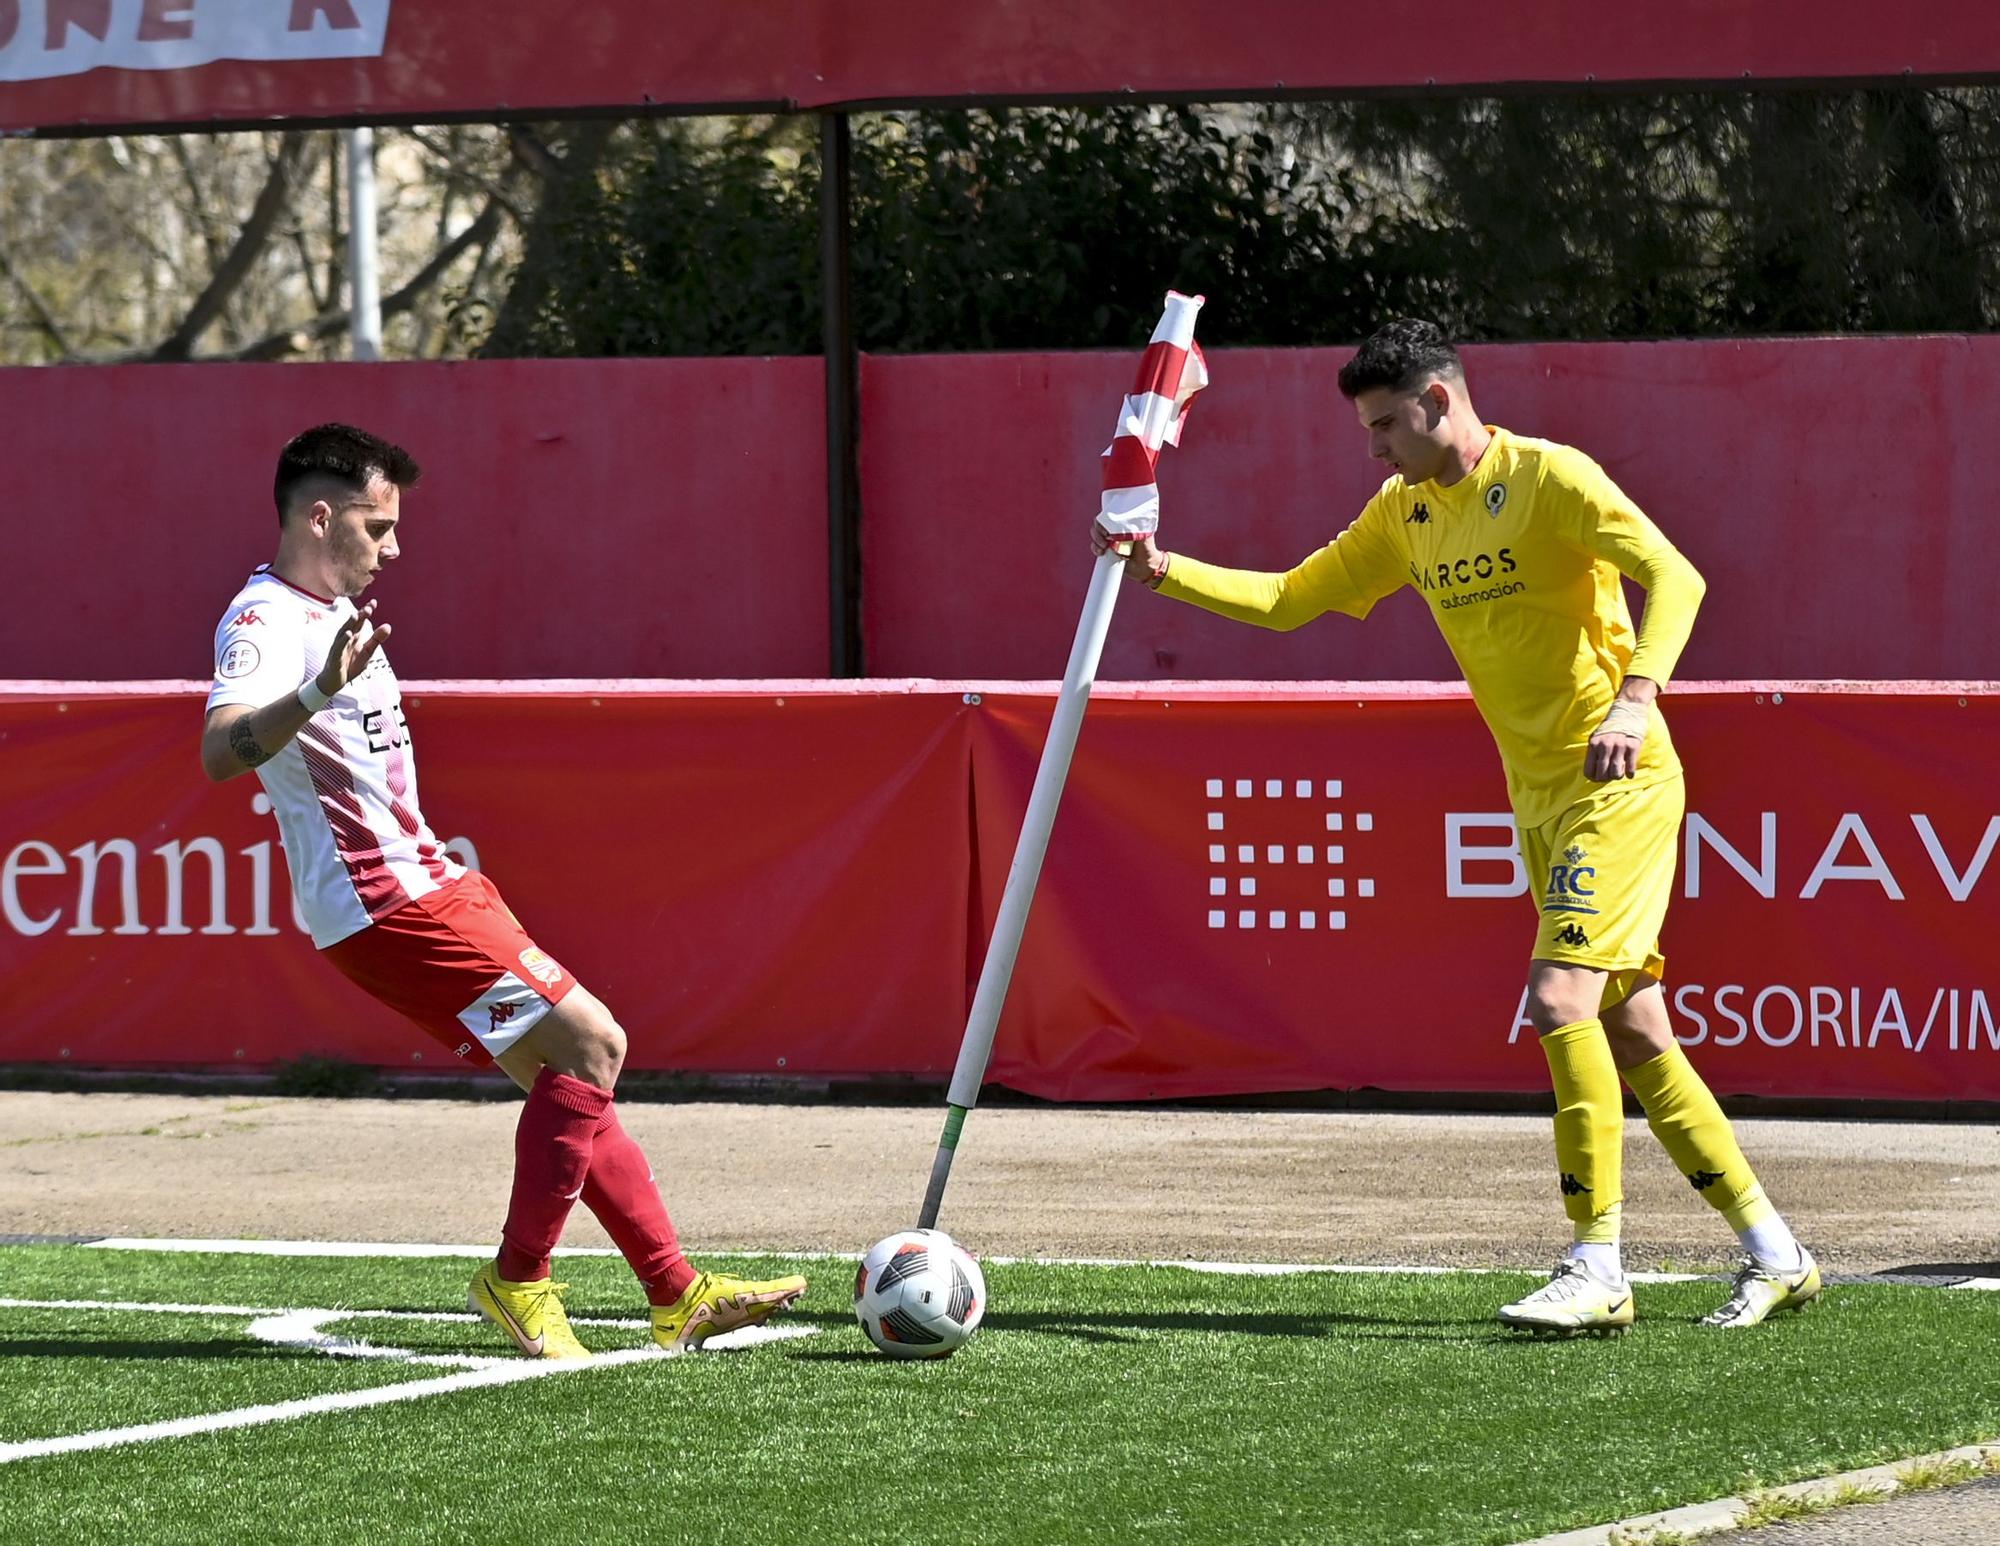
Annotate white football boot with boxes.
[1497,1258,1635,1337]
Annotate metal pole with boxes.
[345,126,382,361]
[820,111,862,677]
[917,551,1127,1228]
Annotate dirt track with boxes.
[5,1092,1996,1275]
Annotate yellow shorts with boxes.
[1517,774,1683,984]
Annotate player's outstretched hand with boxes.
[1090,522,1167,585]
[318,600,392,696]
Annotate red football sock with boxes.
[495,1067,612,1283]
[582,1104,698,1305]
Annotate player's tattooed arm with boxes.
[202,603,392,783]
[227,715,273,768]
[201,696,312,783]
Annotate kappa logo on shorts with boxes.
[488,1001,517,1035]
[1543,844,1601,916]
[517,948,563,987]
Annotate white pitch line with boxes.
[76,1238,1712,1281]
[0,1347,663,1465]
[83,1238,619,1259]
[0,1297,648,1324]
[0,1298,818,1466]
[73,1237,2000,1290]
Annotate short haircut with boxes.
[273,423,421,525]
[1336,320,1465,400]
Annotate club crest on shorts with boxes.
[1542,845,1600,915]
[517,947,563,987]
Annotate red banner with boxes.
[5,2,1994,133]
[970,684,2000,1100]
[2,683,1995,1103]
[0,686,975,1074]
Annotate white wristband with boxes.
[1595,698,1650,741]
[297,679,333,714]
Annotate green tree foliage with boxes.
[1314,88,1997,338]
[490,90,1998,357]
[488,107,1450,355]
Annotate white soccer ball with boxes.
[853,1228,987,1359]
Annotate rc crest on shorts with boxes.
[1543,846,1600,915]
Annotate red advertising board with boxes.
[970,683,2000,1100]
[0,357,829,682]
[2,682,1994,1103]
[0,686,977,1074]
[5,1,1995,134]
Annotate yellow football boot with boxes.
[650,1270,808,1352]
[468,1262,592,1360]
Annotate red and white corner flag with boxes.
[1098,290,1210,543]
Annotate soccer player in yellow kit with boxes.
[1096,320,1820,1333]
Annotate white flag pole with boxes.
[916,550,1126,1228]
[914,289,1205,1232]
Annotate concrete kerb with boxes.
[1511,1442,2000,1546]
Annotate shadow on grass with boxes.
[778,1307,1503,1349]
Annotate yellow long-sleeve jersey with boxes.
[1158,428,1706,825]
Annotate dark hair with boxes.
[273,423,421,525]
[1336,320,1465,399]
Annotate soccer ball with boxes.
[853,1228,986,1359]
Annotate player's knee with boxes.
[535,991,627,1088]
[1526,981,1595,1035]
[571,1004,626,1083]
[595,1017,628,1074]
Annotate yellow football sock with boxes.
[1539,1019,1624,1239]
[1622,1043,1771,1228]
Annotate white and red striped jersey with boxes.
[207,567,463,947]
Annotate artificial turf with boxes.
[4,1244,1998,1545]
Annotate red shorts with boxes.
[322,870,578,1065]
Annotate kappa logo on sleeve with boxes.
[517,948,564,987]
[218,640,262,678]
[229,608,265,628]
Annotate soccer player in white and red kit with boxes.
[202,423,805,1359]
